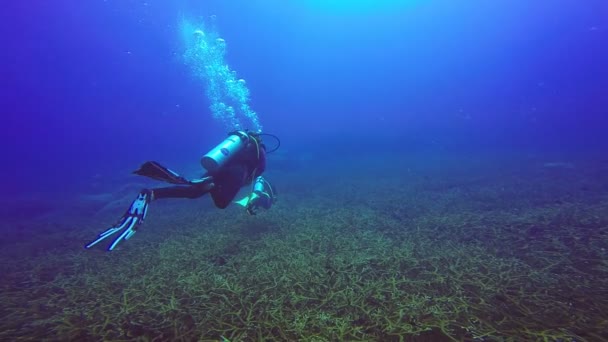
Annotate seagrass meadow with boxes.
[1,153,607,341]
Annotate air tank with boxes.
[201,131,249,172]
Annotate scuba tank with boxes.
[201,130,250,172]
[253,176,266,194]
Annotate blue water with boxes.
[2,0,608,340]
[3,0,606,196]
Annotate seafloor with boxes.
[1,152,607,341]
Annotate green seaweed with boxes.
[1,157,607,341]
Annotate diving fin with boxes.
[235,193,259,207]
[133,161,191,185]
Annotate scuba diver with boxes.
[85,130,278,251]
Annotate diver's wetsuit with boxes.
[151,142,266,209]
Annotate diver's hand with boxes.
[245,201,259,216]
[85,189,152,251]
[245,192,272,215]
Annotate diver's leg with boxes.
[151,178,214,200]
[133,161,191,185]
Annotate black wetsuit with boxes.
[152,142,266,209]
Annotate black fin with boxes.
[133,161,191,185]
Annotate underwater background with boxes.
[2,0,607,340]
